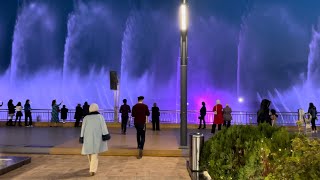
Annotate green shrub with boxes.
[267,136,320,180]
[200,124,308,180]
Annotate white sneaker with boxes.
[312,131,315,133]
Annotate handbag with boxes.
[102,134,111,141]
[214,106,217,115]
[79,137,84,144]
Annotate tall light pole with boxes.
[179,0,188,148]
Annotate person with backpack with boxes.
[308,102,318,133]
[119,99,131,134]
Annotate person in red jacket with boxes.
[211,99,223,134]
[132,96,150,159]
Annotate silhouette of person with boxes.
[120,99,131,134]
[152,103,160,131]
[198,102,206,129]
[24,99,33,127]
[74,104,83,127]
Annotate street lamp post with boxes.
[179,0,188,148]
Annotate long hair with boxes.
[52,100,56,106]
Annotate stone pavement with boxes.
[0,154,191,180]
[0,127,214,157]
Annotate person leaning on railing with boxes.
[223,104,232,128]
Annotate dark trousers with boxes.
[25,112,32,126]
[14,115,22,126]
[311,118,317,131]
[211,124,222,134]
[135,124,146,150]
[75,118,81,127]
[152,117,160,130]
[6,114,14,126]
[224,121,231,128]
[121,116,129,133]
[198,115,206,128]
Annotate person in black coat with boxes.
[198,102,207,129]
[82,102,89,117]
[61,105,69,124]
[119,99,131,134]
[152,103,160,131]
[257,99,272,125]
[74,104,83,127]
[6,99,15,126]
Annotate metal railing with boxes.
[0,109,318,126]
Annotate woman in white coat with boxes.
[79,103,110,176]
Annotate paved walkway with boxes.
[0,127,214,156]
[0,154,190,179]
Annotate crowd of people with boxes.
[79,96,151,176]
[2,97,319,176]
[4,99,33,127]
[197,99,233,134]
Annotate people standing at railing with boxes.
[51,100,62,127]
[257,99,271,125]
[14,102,23,126]
[223,104,232,128]
[120,99,131,135]
[6,99,15,126]
[83,102,90,117]
[74,104,83,127]
[211,100,223,134]
[308,103,317,133]
[132,96,150,159]
[198,102,207,129]
[24,99,33,127]
[61,105,68,124]
[270,109,278,127]
[152,103,160,131]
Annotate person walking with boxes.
[198,102,207,129]
[14,102,23,126]
[7,99,15,126]
[151,103,160,131]
[51,100,62,127]
[74,104,83,127]
[132,96,150,159]
[24,99,32,127]
[79,103,110,176]
[308,102,317,133]
[60,105,68,124]
[119,99,131,134]
[223,104,232,128]
[211,100,223,134]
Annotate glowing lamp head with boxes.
[238,97,244,103]
[179,3,188,32]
